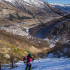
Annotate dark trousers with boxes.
[25,64,31,70]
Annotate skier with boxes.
[23,53,34,70]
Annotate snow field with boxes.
[2,58,70,70]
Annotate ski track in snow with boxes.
[2,58,70,70]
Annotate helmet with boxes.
[29,53,31,55]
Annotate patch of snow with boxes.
[50,3,66,7]
[63,38,70,43]
[38,41,41,43]
[55,37,61,42]
[49,43,55,48]
[18,0,44,6]
[5,0,44,7]
[44,38,57,48]
[0,0,2,1]
[0,25,29,37]
[4,0,15,2]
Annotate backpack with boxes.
[23,56,28,63]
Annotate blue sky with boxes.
[44,0,70,4]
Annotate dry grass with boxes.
[0,30,50,55]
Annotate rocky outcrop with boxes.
[0,9,16,18]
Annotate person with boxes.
[23,53,34,70]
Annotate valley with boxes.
[0,0,70,66]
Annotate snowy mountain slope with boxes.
[2,0,60,24]
[51,3,70,15]
[2,58,70,70]
[4,0,70,13]
[4,0,44,7]
[4,0,14,2]
[51,3,70,7]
